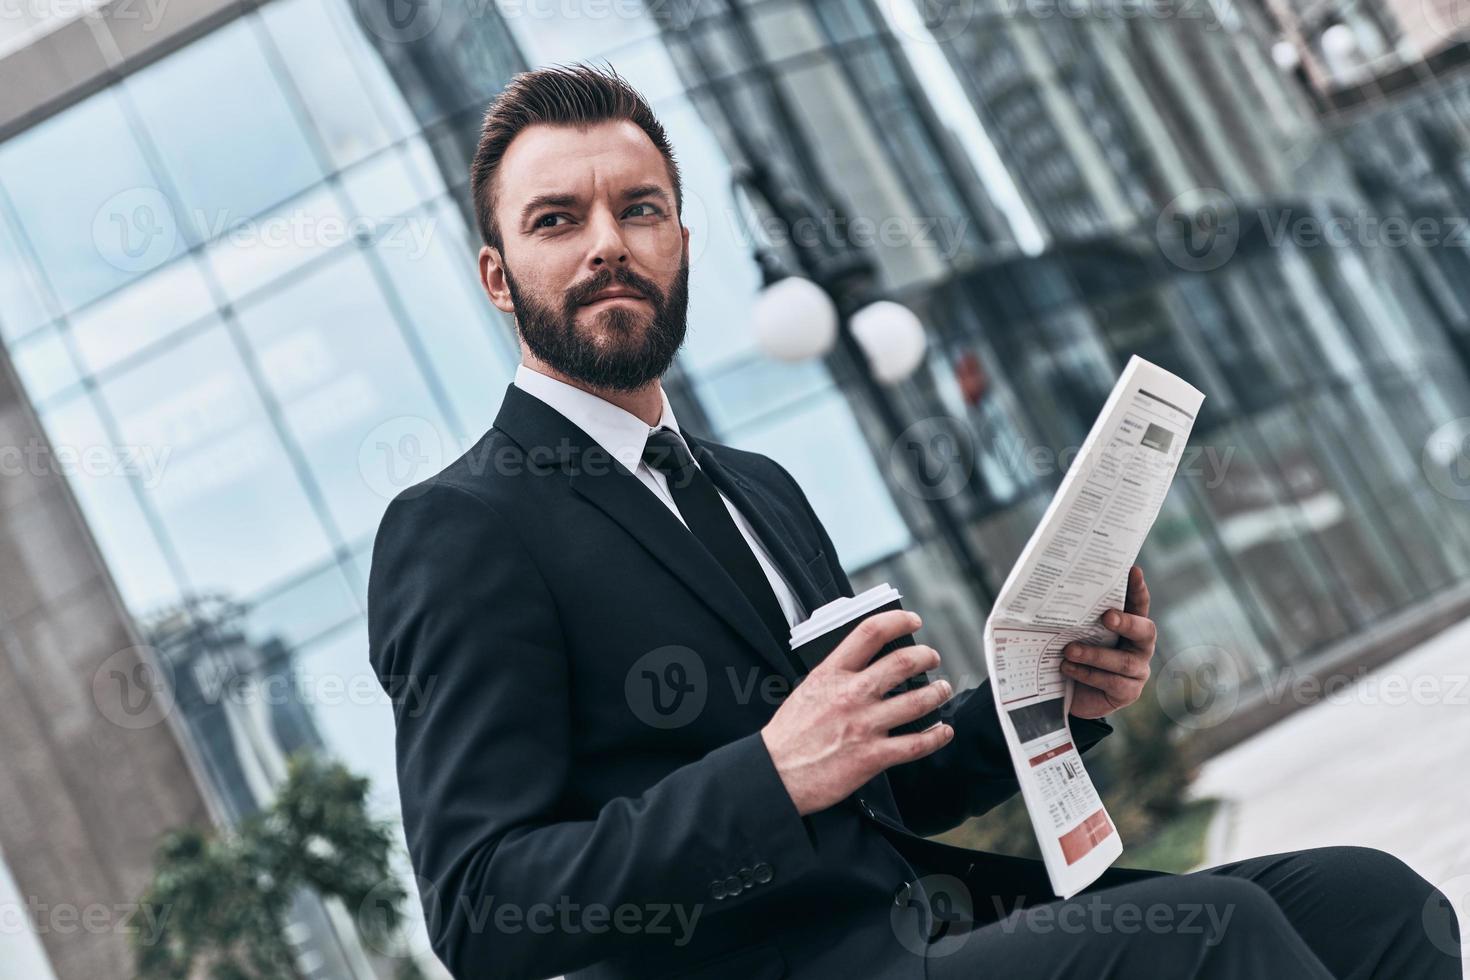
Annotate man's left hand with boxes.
[1060,564,1156,719]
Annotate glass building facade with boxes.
[4,0,1470,974]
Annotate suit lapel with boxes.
[492,383,804,683]
[684,435,829,619]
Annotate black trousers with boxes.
[917,846,1461,979]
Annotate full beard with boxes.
[506,254,690,393]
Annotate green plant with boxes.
[133,752,423,980]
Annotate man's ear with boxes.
[479,245,515,315]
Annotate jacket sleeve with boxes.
[367,481,821,979]
[764,458,1114,838]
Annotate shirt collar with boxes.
[513,362,685,473]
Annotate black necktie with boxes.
[642,427,793,657]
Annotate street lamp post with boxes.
[730,161,997,611]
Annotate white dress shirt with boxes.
[513,364,807,628]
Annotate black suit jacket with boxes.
[367,382,1113,980]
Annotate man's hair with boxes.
[470,61,683,252]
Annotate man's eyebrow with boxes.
[519,184,672,229]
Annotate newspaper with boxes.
[983,356,1204,898]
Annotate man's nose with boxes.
[585,205,630,267]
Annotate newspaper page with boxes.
[983,356,1204,898]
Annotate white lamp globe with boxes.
[751,276,838,362]
[850,300,928,384]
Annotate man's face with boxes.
[479,120,691,392]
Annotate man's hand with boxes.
[1060,564,1157,719]
[761,610,956,817]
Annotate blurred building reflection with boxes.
[3,0,1470,976]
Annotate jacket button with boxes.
[724,874,743,896]
[738,866,755,889]
[753,862,773,884]
[893,880,915,907]
[710,879,727,900]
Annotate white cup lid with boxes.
[789,582,903,649]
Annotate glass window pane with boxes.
[69,255,216,375]
[258,0,416,169]
[0,88,181,312]
[695,355,834,433]
[36,392,183,614]
[11,327,81,405]
[733,392,911,569]
[0,201,56,341]
[99,325,336,599]
[374,201,518,436]
[243,560,362,652]
[125,16,325,244]
[204,184,351,304]
[235,251,453,542]
[341,147,437,222]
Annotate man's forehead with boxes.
[500,122,669,202]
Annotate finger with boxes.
[1060,660,1143,702]
[1124,565,1150,618]
[1100,609,1157,648]
[870,721,954,770]
[827,610,922,673]
[1062,643,1151,680]
[857,643,941,698]
[869,677,954,733]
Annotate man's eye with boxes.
[626,203,662,218]
[534,214,568,229]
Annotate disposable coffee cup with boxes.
[788,583,942,736]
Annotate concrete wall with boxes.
[0,346,212,977]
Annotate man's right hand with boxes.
[760,609,955,817]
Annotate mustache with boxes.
[569,270,661,308]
